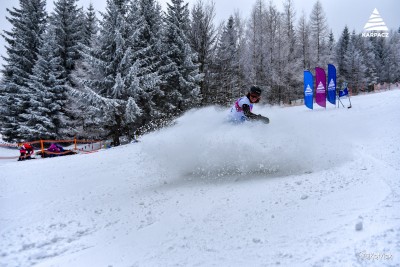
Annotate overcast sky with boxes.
[0,0,398,68]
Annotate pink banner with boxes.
[315,67,326,108]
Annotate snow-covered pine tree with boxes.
[391,31,400,83]
[210,16,240,104]
[296,11,311,70]
[126,0,164,130]
[264,1,280,103]
[25,24,68,140]
[309,0,329,67]
[78,0,163,144]
[281,0,302,104]
[159,0,202,115]
[385,30,400,85]
[246,0,269,88]
[0,0,47,142]
[82,3,99,47]
[369,35,387,84]
[343,31,367,94]
[51,0,85,87]
[270,12,286,105]
[361,38,378,91]
[68,4,100,139]
[232,12,248,98]
[336,26,350,79]
[188,0,217,104]
[48,0,87,137]
[77,0,136,145]
[326,30,336,65]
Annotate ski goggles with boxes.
[250,93,260,99]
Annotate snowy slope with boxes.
[1,89,399,267]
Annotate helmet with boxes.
[249,86,262,96]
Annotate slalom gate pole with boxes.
[338,97,345,108]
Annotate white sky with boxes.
[0,0,399,68]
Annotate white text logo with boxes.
[362,8,389,38]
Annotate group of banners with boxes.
[304,64,344,110]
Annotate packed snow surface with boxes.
[1,89,400,267]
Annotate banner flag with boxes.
[304,70,314,109]
[338,82,352,108]
[315,67,326,108]
[327,64,336,105]
[339,88,349,97]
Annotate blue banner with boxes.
[327,64,336,105]
[304,70,313,110]
[339,88,349,97]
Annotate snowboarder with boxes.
[229,86,270,124]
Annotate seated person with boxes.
[23,143,34,159]
[55,143,65,152]
[47,143,60,157]
[18,145,27,161]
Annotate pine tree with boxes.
[78,0,164,144]
[211,16,240,104]
[51,0,85,86]
[271,12,285,104]
[309,0,329,67]
[159,0,202,114]
[327,30,335,64]
[67,4,100,139]
[82,3,99,47]
[188,0,217,104]
[247,0,269,87]
[25,25,68,140]
[336,26,350,78]
[264,1,280,103]
[369,36,386,84]
[0,0,47,142]
[362,38,378,91]
[78,0,135,145]
[343,31,367,94]
[385,30,400,84]
[46,0,87,138]
[232,12,248,99]
[281,0,302,104]
[127,0,164,129]
[297,11,311,70]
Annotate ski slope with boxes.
[1,89,400,267]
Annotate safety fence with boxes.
[0,138,104,160]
